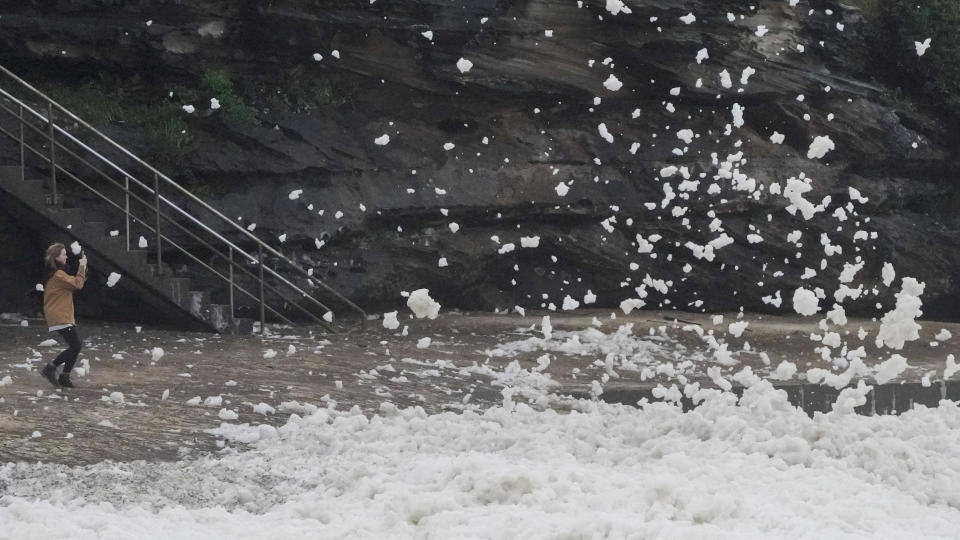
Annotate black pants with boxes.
[53,326,82,373]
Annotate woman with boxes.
[39,243,87,388]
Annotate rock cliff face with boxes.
[0,0,958,321]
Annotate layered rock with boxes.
[0,0,957,321]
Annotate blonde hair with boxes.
[43,243,66,284]
[44,242,66,269]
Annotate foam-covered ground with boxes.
[2,380,960,539]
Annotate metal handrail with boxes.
[2,104,335,330]
[1,121,330,328]
[0,121,300,323]
[0,64,367,330]
[0,87,337,311]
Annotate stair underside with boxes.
[0,165,253,334]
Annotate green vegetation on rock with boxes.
[247,65,357,114]
[39,63,354,170]
[46,73,192,166]
[198,69,258,129]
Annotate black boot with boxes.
[41,363,58,387]
[58,373,75,388]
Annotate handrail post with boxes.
[258,244,265,334]
[47,102,56,205]
[18,104,24,181]
[228,247,235,318]
[124,175,130,251]
[0,66,368,330]
[154,172,162,276]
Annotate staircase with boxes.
[0,65,366,334]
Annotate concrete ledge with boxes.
[570,380,960,416]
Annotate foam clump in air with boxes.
[520,236,540,248]
[603,75,622,91]
[605,0,631,15]
[619,298,645,314]
[731,103,745,127]
[874,354,908,384]
[782,177,820,220]
[882,262,896,287]
[945,354,959,379]
[728,321,748,338]
[407,289,441,319]
[875,278,925,350]
[598,123,614,143]
[792,288,820,316]
[807,135,835,159]
[660,166,678,178]
[719,70,733,89]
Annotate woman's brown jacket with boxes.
[43,267,87,327]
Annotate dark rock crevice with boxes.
[0,0,957,323]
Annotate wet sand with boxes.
[0,310,957,465]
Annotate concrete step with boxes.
[589,380,960,417]
[228,317,254,335]
[0,164,23,182]
[207,303,231,333]
[101,233,133,251]
[147,262,174,278]
[79,220,107,237]
[185,290,211,318]
[0,162,258,335]
[44,191,64,207]
[121,248,150,267]
[160,277,193,306]
[0,178,46,207]
[47,207,84,228]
